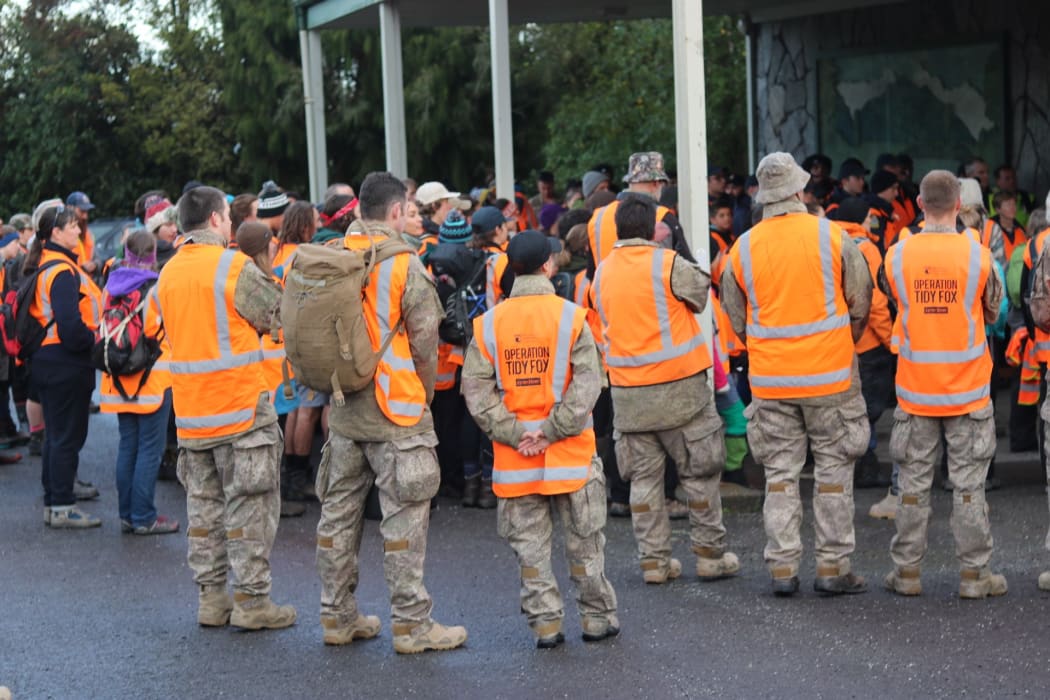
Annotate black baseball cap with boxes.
[839,158,870,179]
[828,196,870,224]
[471,205,513,235]
[506,230,562,275]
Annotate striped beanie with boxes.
[439,210,472,245]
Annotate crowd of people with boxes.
[3,144,1049,651]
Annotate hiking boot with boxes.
[770,567,799,597]
[666,498,688,520]
[230,594,297,630]
[607,501,630,518]
[280,499,306,518]
[321,613,381,645]
[1039,571,1050,591]
[392,620,467,654]
[198,585,233,627]
[581,616,620,643]
[884,566,922,596]
[959,568,1008,600]
[477,478,497,509]
[282,469,310,502]
[133,515,180,535]
[814,569,868,596]
[28,429,43,456]
[74,479,99,501]
[461,474,480,508]
[48,506,101,529]
[868,490,897,520]
[853,449,887,489]
[641,557,682,584]
[694,547,741,581]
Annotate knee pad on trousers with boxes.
[953,489,987,508]
[899,492,930,508]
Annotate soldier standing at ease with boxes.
[315,172,467,654]
[463,230,618,649]
[882,170,1006,599]
[592,195,740,585]
[156,186,296,630]
[721,153,873,597]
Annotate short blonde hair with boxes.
[919,170,961,217]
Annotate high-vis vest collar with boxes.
[474,293,594,498]
[588,200,672,267]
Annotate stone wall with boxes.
[753,0,1050,199]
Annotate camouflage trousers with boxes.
[315,431,440,626]
[615,399,728,571]
[177,422,282,596]
[497,461,617,635]
[745,392,869,577]
[1043,395,1050,552]
[889,405,996,570]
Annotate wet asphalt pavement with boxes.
[3,408,1050,699]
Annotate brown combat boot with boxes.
[230,593,297,630]
[392,620,467,654]
[198,585,234,627]
[532,620,565,649]
[884,566,922,596]
[693,547,741,581]
[641,557,682,584]
[581,615,620,643]
[959,568,1008,599]
[321,612,381,645]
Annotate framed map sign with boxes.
[817,42,1006,177]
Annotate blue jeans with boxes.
[115,389,172,527]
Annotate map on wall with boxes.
[818,43,1005,178]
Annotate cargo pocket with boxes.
[968,404,997,462]
[835,396,871,461]
[679,406,726,479]
[393,445,440,503]
[888,407,912,465]
[613,430,634,482]
[743,402,773,467]
[175,449,188,489]
[228,424,281,498]
[496,498,512,539]
[569,465,607,538]
[314,440,333,503]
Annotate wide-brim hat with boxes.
[754,152,811,204]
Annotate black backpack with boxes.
[433,252,488,346]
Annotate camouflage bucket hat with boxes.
[754,152,811,204]
[623,152,670,184]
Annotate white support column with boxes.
[380,0,408,178]
[745,30,756,174]
[299,29,328,202]
[489,0,515,201]
[672,0,713,350]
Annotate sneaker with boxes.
[230,594,297,630]
[321,613,381,645]
[392,620,468,654]
[43,507,50,525]
[0,416,30,446]
[1039,571,1050,591]
[641,557,682,584]
[48,506,101,529]
[868,490,897,520]
[74,479,99,501]
[133,515,180,535]
[814,571,868,596]
[198,585,233,627]
[959,568,1008,599]
[666,498,688,520]
[884,567,922,596]
[607,501,631,518]
[120,518,133,533]
[694,549,741,581]
[581,616,620,643]
[0,452,22,465]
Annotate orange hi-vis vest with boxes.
[727,214,854,399]
[591,244,712,387]
[842,222,893,353]
[1024,227,1050,362]
[76,227,95,270]
[986,217,1028,263]
[100,283,172,414]
[258,272,289,400]
[473,293,594,498]
[157,245,267,440]
[485,250,509,309]
[272,242,297,281]
[30,248,103,348]
[573,269,603,345]
[898,222,984,246]
[1005,327,1040,406]
[588,200,673,267]
[884,231,993,416]
[344,235,427,426]
[435,343,464,391]
[711,291,741,374]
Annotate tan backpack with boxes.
[281,236,415,406]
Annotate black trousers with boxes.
[32,361,94,507]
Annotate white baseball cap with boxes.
[416,181,471,209]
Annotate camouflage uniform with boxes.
[462,274,617,638]
[1027,245,1050,556]
[315,224,446,627]
[721,200,874,579]
[883,231,1003,571]
[609,242,730,574]
[171,229,285,597]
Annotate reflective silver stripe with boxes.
[818,217,836,317]
[963,240,981,348]
[168,351,263,374]
[574,275,588,306]
[262,349,285,361]
[436,371,456,383]
[746,314,849,339]
[493,465,590,485]
[482,309,502,391]
[1035,341,1050,352]
[375,256,418,376]
[212,249,237,356]
[605,334,706,367]
[898,342,988,364]
[749,367,851,389]
[176,408,254,429]
[594,205,612,263]
[486,257,497,308]
[737,232,760,324]
[651,249,674,350]
[39,264,64,341]
[551,300,576,403]
[152,361,170,372]
[375,371,425,418]
[591,265,610,331]
[100,393,164,407]
[518,416,593,432]
[79,270,100,325]
[891,242,911,355]
[897,384,990,407]
[149,285,162,324]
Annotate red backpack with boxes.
[90,280,163,400]
[0,260,64,360]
